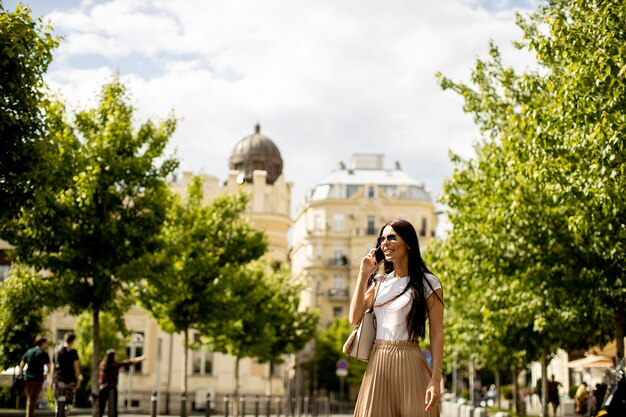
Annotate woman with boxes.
[349,219,444,417]
[98,349,145,417]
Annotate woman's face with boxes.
[378,225,409,264]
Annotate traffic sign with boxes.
[337,359,349,370]
[336,368,348,377]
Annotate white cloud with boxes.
[22,0,539,214]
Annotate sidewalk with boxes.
[0,411,354,417]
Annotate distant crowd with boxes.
[16,333,144,417]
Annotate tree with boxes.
[312,318,367,399]
[0,265,53,371]
[137,176,266,415]
[0,3,60,223]
[513,0,626,363]
[7,75,177,416]
[205,261,317,405]
[434,2,625,415]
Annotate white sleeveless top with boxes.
[373,271,442,340]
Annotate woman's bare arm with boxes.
[348,248,380,325]
[425,288,444,411]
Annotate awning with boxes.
[567,355,613,369]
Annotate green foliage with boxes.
[74,310,126,370]
[9,75,177,316]
[460,389,470,400]
[568,384,577,399]
[0,384,25,408]
[434,0,624,377]
[44,386,54,409]
[206,260,318,363]
[204,260,318,396]
[0,3,60,223]
[501,385,514,400]
[0,266,52,370]
[138,177,267,334]
[313,318,367,393]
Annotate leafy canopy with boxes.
[0,3,60,223]
[433,0,623,371]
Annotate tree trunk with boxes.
[615,301,625,362]
[541,345,548,417]
[469,357,475,405]
[166,333,173,414]
[495,371,501,409]
[512,365,519,415]
[91,308,100,417]
[267,362,272,397]
[234,356,240,416]
[181,329,188,417]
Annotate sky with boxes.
[6,0,540,219]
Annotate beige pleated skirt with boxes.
[353,339,439,417]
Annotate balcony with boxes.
[327,256,349,267]
[328,288,349,299]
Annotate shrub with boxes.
[461,389,470,400]
[501,385,514,400]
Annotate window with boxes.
[0,264,10,281]
[333,246,345,264]
[346,185,359,198]
[316,243,323,259]
[192,333,213,375]
[314,214,322,233]
[420,217,427,237]
[366,215,376,235]
[332,213,345,231]
[124,332,144,373]
[270,362,281,378]
[333,274,345,289]
[55,329,74,347]
[367,186,375,198]
[382,185,396,197]
[333,307,343,318]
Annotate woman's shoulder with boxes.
[423,272,442,289]
[373,271,392,282]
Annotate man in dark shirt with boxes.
[52,332,80,414]
[19,337,51,417]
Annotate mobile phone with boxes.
[375,246,385,263]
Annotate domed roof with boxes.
[229,124,283,185]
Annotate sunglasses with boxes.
[377,234,398,246]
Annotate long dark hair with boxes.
[99,349,117,380]
[378,219,442,340]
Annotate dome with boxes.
[229,124,284,185]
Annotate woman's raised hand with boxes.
[360,248,380,276]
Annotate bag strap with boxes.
[373,273,406,308]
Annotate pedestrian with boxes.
[52,332,80,415]
[349,219,444,417]
[547,374,562,416]
[592,383,607,414]
[98,349,145,417]
[18,337,51,417]
[575,381,589,415]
